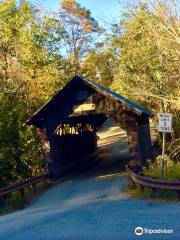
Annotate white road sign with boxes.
[158,113,172,133]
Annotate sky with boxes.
[31,0,123,27]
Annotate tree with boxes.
[82,47,117,88]
[110,1,180,158]
[58,0,102,73]
[0,0,64,185]
[111,3,179,108]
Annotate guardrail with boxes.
[0,174,48,209]
[127,167,180,199]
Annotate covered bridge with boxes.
[26,75,153,181]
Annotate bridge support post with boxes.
[48,135,62,181]
[125,112,152,166]
[125,112,142,166]
[137,116,153,165]
[37,128,50,160]
[32,183,37,195]
[20,188,25,208]
[36,128,51,179]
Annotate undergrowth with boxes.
[145,156,180,180]
[0,181,50,215]
[127,156,180,201]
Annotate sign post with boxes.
[158,113,172,179]
[161,132,166,179]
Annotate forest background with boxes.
[0,0,179,186]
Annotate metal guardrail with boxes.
[0,174,48,209]
[127,167,180,199]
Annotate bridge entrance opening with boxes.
[26,76,153,181]
[93,118,129,179]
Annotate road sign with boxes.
[158,113,172,133]
[158,113,172,179]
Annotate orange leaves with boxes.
[59,0,101,65]
[60,0,100,34]
[60,0,75,13]
[60,0,89,19]
[96,42,104,48]
[84,21,92,32]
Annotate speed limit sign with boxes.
[158,113,172,180]
[158,113,172,133]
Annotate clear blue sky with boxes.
[31,0,123,27]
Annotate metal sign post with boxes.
[158,113,172,180]
[161,132,165,179]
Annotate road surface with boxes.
[0,120,180,240]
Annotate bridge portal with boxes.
[26,75,153,181]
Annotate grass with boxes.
[127,176,178,201]
[0,180,51,215]
[145,156,180,180]
[127,156,180,201]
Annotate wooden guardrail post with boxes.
[2,195,8,209]
[32,183,37,195]
[127,167,180,199]
[140,185,144,192]
[176,191,180,200]
[20,188,25,208]
[0,174,48,211]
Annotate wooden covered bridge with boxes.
[26,75,153,181]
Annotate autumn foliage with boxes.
[0,0,179,186]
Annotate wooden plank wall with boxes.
[48,132,97,181]
[90,92,152,166]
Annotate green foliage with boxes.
[127,156,180,200]
[145,157,180,180]
[0,0,179,188]
[0,0,62,186]
[82,49,116,88]
[0,0,102,187]
[0,180,50,214]
[109,1,180,158]
[110,5,179,107]
[127,178,177,200]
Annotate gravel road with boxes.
[0,120,180,240]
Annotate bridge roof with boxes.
[83,78,152,116]
[26,75,152,128]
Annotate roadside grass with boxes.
[127,156,180,201]
[127,176,178,201]
[0,180,50,215]
[144,157,180,180]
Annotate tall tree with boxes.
[58,0,102,73]
[110,1,180,158]
[110,3,179,111]
[0,0,63,185]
